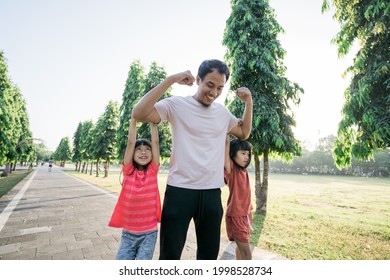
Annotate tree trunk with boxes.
[95,159,99,177]
[1,163,11,177]
[75,162,78,171]
[254,151,262,213]
[104,160,109,178]
[89,162,93,175]
[259,149,269,215]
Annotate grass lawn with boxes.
[66,170,389,260]
[0,170,31,198]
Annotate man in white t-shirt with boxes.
[132,59,252,260]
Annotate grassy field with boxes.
[0,170,31,198]
[66,170,389,260]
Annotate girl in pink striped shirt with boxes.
[109,119,161,260]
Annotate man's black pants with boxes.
[159,185,223,260]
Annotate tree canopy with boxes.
[322,0,390,168]
[117,60,145,159]
[0,51,34,174]
[92,100,120,169]
[52,137,72,166]
[138,62,172,158]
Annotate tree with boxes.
[78,120,94,173]
[223,0,304,214]
[72,122,83,171]
[91,100,119,177]
[52,137,72,167]
[0,52,34,176]
[9,86,35,169]
[138,62,172,159]
[0,51,13,168]
[322,0,390,168]
[117,61,145,159]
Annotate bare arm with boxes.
[229,87,253,140]
[123,119,137,166]
[150,122,160,165]
[132,71,196,123]
[224,135,231,174]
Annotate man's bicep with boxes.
[134,108,161,124]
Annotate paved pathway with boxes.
[0,166,287,260]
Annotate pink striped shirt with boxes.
[108,161,161,233]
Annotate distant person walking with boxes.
[224,135,253,260]
[48,158,54,172]
[108,119,161,260]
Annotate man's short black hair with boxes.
[198,59,230,81]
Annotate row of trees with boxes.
[51,61,173,177]
[269,135,390,177]
[0,51,35,176]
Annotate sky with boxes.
[0,0,356,151]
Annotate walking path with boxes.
[0,166,287,260]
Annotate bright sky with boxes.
[0,0,355,151]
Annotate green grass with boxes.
[251,174,390,260]
[0,170,31,198]
[66,170,390,260]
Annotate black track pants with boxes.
[159,185,223,260]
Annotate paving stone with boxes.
[74,231,99,241]
[0,248,36,260]
[0,243,21,254]
[66,239,93,251]
[52,249,84,260]
[37,243,67,255]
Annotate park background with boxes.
[1,0,389,260]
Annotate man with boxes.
[132,59,252,260]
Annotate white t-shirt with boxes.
[155,95,238,190]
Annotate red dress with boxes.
[224,161,252,217]
[109,161,161,233]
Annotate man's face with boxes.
[195,69,226,106]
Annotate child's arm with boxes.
[123,119,137,166]
[224,134,231,174]
[150,122,160,165]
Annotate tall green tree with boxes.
[72,122,83,171]
[53,137,72,167]
[0,51,12,166]
[0,52,34,175]
[223,0,304,214]
[79,120,94,173]
[138,62,172,158]
[92,100,119,177]
[322,0,390,168]
[117,60,145,159]
[9,86,34,168]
